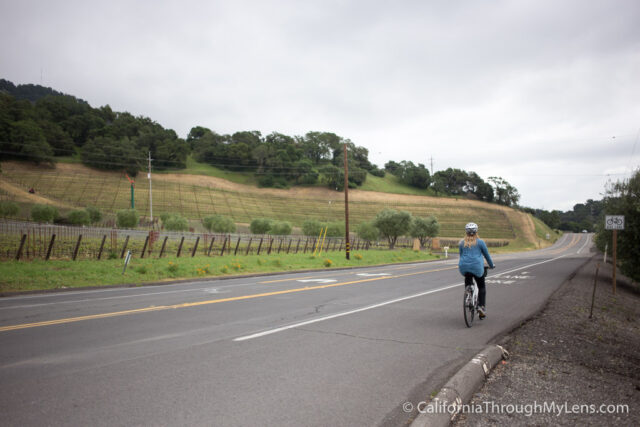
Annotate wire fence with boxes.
[0,220,407,261]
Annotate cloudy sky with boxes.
[1,0,639,211]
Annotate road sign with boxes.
[605,215,624,230]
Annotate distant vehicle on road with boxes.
[582,230,588,233]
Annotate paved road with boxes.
[0,233,593,426]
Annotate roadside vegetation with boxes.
[0,249,440,293]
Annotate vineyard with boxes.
[0,161,531,242]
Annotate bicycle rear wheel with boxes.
[463,287,475,327]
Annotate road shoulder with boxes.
[453,257,639,425]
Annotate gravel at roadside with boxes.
[453,256,639,426]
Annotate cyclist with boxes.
[459,223,495,319]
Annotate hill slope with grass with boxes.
[0,160,556,249]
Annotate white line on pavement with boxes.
[233,254,569,342]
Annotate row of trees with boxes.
[384,161,520,207]
[189,128,375,189]
[523,199,604,232]
[0,79,188,174]
[1,79,519,200]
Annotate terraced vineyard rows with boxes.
[2,162,517,240]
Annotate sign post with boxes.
[605,215,624,294]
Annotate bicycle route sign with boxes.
[605,215,625,230]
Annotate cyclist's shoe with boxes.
[478,306,486,319]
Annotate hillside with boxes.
[0,161,548,248]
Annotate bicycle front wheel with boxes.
[463,287,475,327]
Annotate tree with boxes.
[356,221,379,242]
[85,206,102,224]
[373,208,412,249]
[270,221,292,235]
[595,170,640,281]
[31,204,59,223]
[302,219,324,236]
[320,164,344,191]
[325,221,345,237]
[203,215,237,233]
[250,218,273,234]
[410,216,440,248]
[67,209,91,226]
[4,119,53,164]
[82,136,141,175]
[488,176,520,206]
[116,209,139,228]
[0,201,19,218]
[163,214,189,231]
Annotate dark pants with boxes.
[465,273,486,307]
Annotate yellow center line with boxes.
[0,266,457,333]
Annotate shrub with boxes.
[250,218,273,234]
[116,209,139,228]
[323,259,333,267]
[325,221,345,237]
[167,261,179,273]
[302,219,324,236]
[67,209,91,226]
[31,204,59,223]
[0,201,19,217]
[203,215,237,233]
[85,206,102,224]
[356,221,379,242]
[163,214,188,231]
[270,221,292,235]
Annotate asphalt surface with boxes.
[0,233,592,426]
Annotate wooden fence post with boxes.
[159,236,168,258]
[295,238,301,254]
[177,236,185,257]
[257,238,263,255]
[97,235,106,260]
[234,237,241,255]
[303,239,309,254]
[120,235,130,259]
[207,236,216,256]
[46,234,56,261]
[220,236,228,256]
[245,238,253,255]
[141,235,150,259]
[267,238,274,255]
[72,234,83,261]
[191,236,200,257]
[286,239,292,254]
[16,234,27,261]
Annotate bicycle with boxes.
[463,266,489,327]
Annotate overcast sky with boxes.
[1,0,639,211]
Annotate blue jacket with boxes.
[458,238,494,277]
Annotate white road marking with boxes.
[577,234,591,254]
[233,254,569,341]
[356,273,391,277]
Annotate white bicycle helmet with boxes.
[465,222,478,235]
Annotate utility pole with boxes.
[148,152,153,228]
[344,144,350,260]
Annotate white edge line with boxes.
[233,254,568,342]
[576,234,591,254]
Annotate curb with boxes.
[410,344,509,427]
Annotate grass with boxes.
[0,249,440,293]
[359,172,441,197]
[156,156,259,186]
